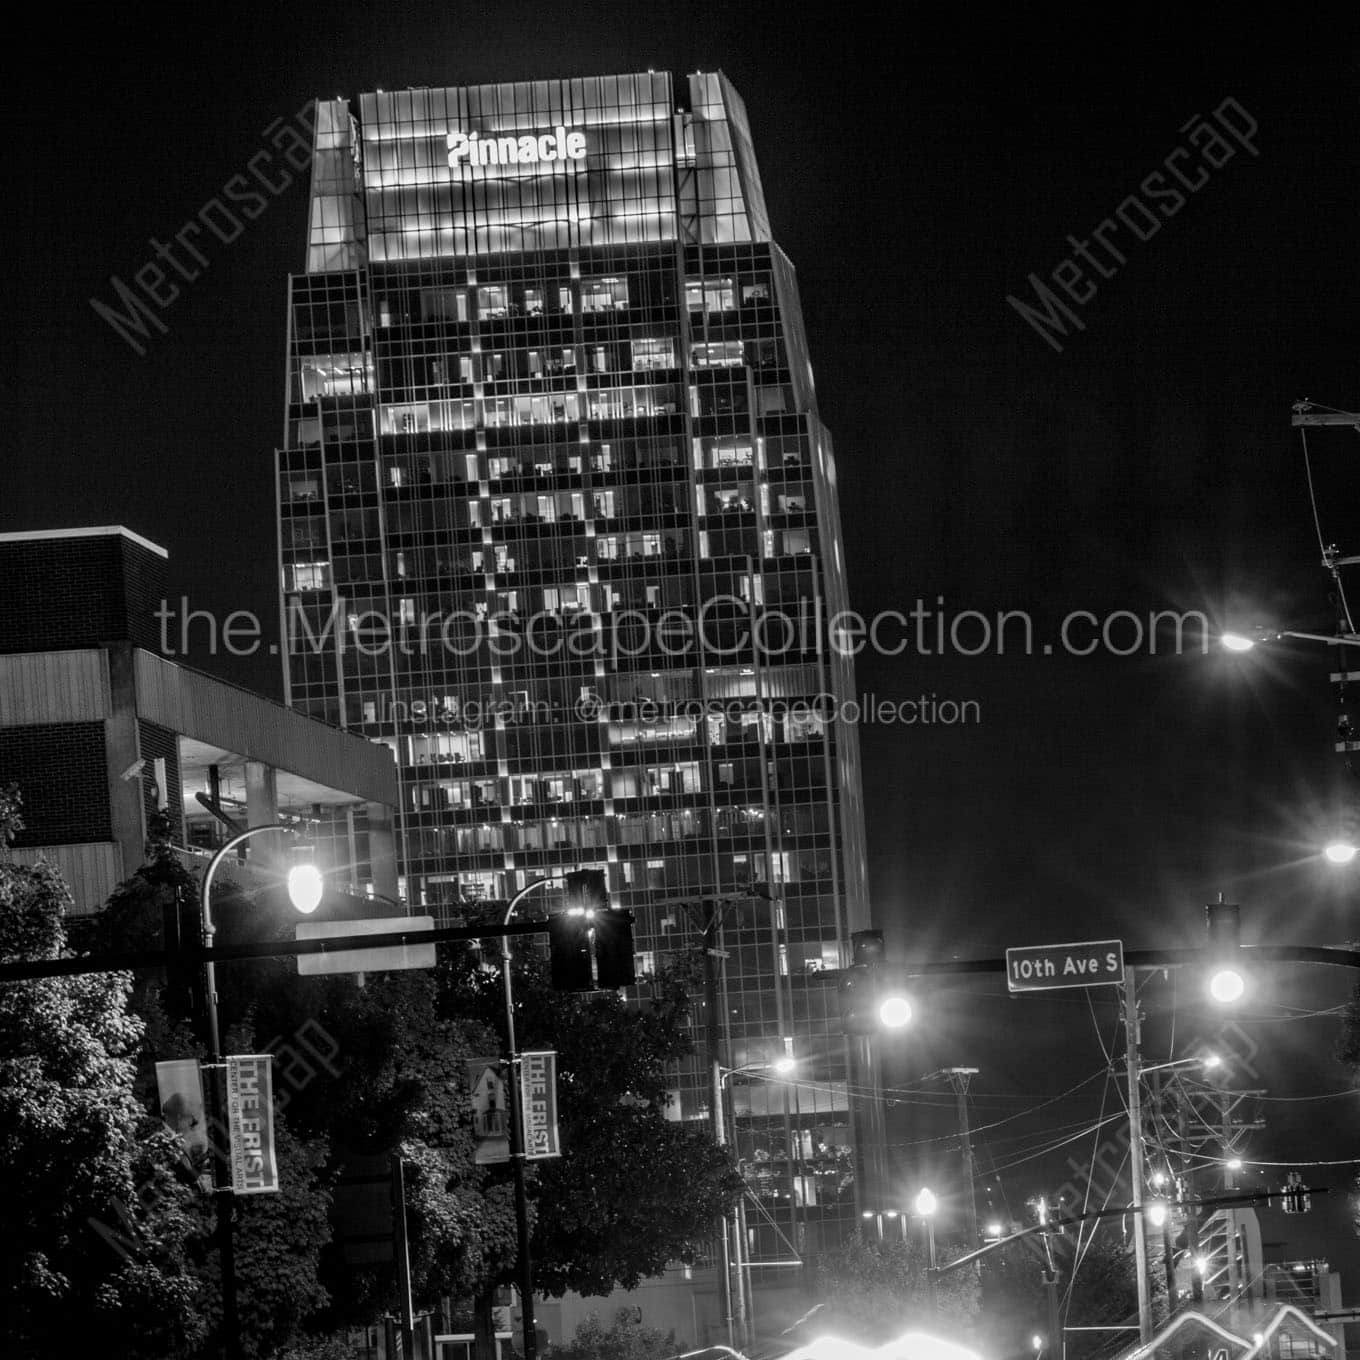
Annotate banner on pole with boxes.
[226,1054,279,1194]
[467,1057,511,1164]
[155,1058,213,1190]
[520,1050,561,1160]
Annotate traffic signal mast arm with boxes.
[3,938,1358,986]
[925,1186,1331,1281]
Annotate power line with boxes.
[983,1113,1127,1176]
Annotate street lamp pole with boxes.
[200,823,318,1360]
[915,1189,939,1315]
[501,877,556,1360]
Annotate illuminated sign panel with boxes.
[447,125,587,172]
[359,76,677,260]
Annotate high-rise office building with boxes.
[275,70,872,1269]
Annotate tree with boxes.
[0,785,205,1358]
[806,1233,981,1343]
[502,950,745,1296]
[244,919,743,1309]
[76,844,745,1344]
[549,1308,677,1360]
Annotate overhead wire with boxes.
[982,1112,1127,1176]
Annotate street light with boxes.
[1146,1199,1169,1229]
[916,1188,939,1315]
[879,994,913,1029]
[1220,627,1360,650]
[719,1056,798,1086]
[1141,1052,1221,1076]
[497,876,561,1360]
[1324,838,1358,865]
[200,823,320,1360]
[286,861,325,914]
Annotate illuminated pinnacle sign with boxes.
[446,125,587,173]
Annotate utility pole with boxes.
[1175,1096,1203,1306]
[1122,972,1153,1345]
[694,898,752,1350]
[702,902,742,1350]
[944,1068,980,1241]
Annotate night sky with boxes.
[7,0,1358,1288]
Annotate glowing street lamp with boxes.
[879,994,913,1029]
[286,861,326,914]
[1324,838,1358,865]
[1222,626,1360,651]
[916,1188,939,1313]
[1146,1199,1169,1229]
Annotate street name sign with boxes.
[1006,938,1125,993]
[296,915,438,976]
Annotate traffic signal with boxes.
[548,911,594,991]
[549,870,636,991]
[591,908,637,988]
[564,869,608,914]
[1205,899,1246,1004]
[1279,1172,1311,1214]
[840,929,884,1034]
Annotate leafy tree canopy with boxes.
[0,785,205,1358]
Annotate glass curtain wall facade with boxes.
[276,71,871,1256]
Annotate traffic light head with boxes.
[1205,900,1246,1004]
[550,868,635,991]
[1279,1171,1311,1214]
[591,908,636,989]
[564,869,609,915]
[548,911,594,991]
[548,909,637,991]
[839,963,878,1034]
[1205,901,1241,950]
[852,929,886,966]
[840,937,911,1034]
